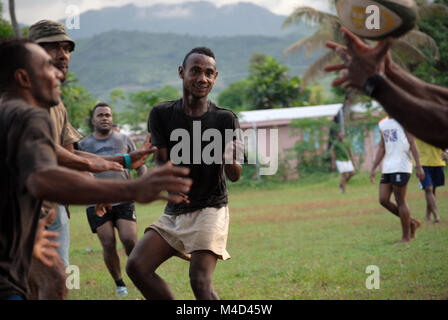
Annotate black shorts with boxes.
[380,173,411,187]
[86,203,136,233]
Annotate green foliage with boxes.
[61,73,97,135]
[0,20,13,38]
[217,54,310,110]
[328,79,347,103]
[114,86,180,133]
[246,54,304,109]
[436,0,448,6]
[290,117,336,175]
[70,31,311,98]
[0,3,14,39]
[217,79,250,111]
[21,26,29,38]
[308,84,325,105]
[287,104,384,177]
[413,0,448,86]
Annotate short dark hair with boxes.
[182,47,215,68]
[90,102,111,120]
[0,38,35,93]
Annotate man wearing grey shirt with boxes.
[79,102,146,297]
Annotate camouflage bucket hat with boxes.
[28,20,75,51]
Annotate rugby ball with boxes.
[336,0,417,40]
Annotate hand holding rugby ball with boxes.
[336,0,417,40]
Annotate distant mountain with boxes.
[64,1,303,39]
[69,30,316,99]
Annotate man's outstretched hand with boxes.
[133,161,192,204]
[129,133,158,169]
[324,27,394,90]
[33,209,60,267]
[370,170,376,184]
[223,140,245,164]
[89,157,124,173]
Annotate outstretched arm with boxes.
[223,140,243,182]
[385,59,448,105]
[26,162,192,205]
[324,27,448,149]
[58,145,124,173]
[348,147,357,170]
[72,133,157,172]
[405,130,425,181]
[370,78,448,149]
[370,135,385,184]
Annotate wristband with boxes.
[363,74,385,97]
[123,153,131,169]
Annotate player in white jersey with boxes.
[370,116,425,243]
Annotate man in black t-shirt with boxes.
[127,47,244,300]
[0,38,192,300]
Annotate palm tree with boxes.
[8,0,20,37]
[282,1,447,124]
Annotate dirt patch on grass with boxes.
[230,190,434,226]
[232,201,379,225]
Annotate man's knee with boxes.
[393,192,406,206]
[189,270,212,293]
[99,236,117,254]
[121,238,136,256]
[125,255,138,279]
[190,275,211,293]
[424,186,434,195]
[379,196,389,208]
[126,253,147,281]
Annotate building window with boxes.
[348,127,365,154]
[373,126,381,145]
[302,130,320,150]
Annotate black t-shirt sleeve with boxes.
[227,111,242,141]
[12,109,57,187]
[148,106,168,148]
[232,112,241,131]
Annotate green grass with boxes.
[66,172,448,300]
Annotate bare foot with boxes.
[425,214,431,222]
[397,238,411,244]
[339,183,346,194]
[434,215,441,223]
[410,219,421,239]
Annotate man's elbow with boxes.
[26,170,50,199]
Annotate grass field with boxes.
[66,172,448,300]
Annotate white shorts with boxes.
[336,160,354,173]
[147,206,230,261]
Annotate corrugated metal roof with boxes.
[238,101,381,123]
[238,104,343,123]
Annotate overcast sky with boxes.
[1,0,331,25]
